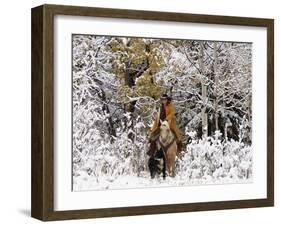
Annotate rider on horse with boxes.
[147,94,182,156]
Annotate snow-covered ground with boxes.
[73,172,252,191]
[73,136,253,191]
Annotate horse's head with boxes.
[160,120,170,129]
[160,120,170,139]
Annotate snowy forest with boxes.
[72,34,253,191]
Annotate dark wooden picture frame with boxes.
[31,4,274,221]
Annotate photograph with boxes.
[72,34,253,191]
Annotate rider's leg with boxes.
[147,128,160,156]
[147,139,156,156]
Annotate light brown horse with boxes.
[157,120,177,177]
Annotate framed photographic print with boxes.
[31,4,274,221]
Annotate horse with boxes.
[157,120,177,177]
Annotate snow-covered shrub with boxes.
[73,114,150,190]
[176,132,253,183]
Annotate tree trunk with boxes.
[213,42,219,132]
[99,88,116,140]
[93,77,116,141]
[199,42,208,137]
[123,44,151,140]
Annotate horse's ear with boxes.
[160,119,163,124]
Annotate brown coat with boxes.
[151,103,182,141]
